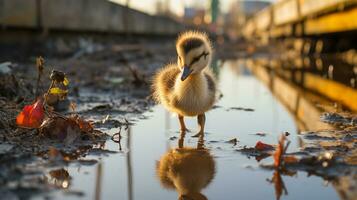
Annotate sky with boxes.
[109,0,276,16]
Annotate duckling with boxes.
[156,147,216,200]
[152,31,216,138]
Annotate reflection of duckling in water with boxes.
[152,31,217,139]
[156,147,216,200]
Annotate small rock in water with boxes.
[226,138,238,146]
[254,132,267,137]
[169,136,178,140]
[0,62,12,74]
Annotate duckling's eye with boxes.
[190,56,201,66]
[189,52,209,66]
[203,52,209,59]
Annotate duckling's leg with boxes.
[178,115,188,133]
[178,115,187,148]
[192,113,205,139]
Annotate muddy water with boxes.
[51,60,341,200]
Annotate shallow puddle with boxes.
[51,60,343,200]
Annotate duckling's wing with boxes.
[152,63,180,104]
[203,69,218,109]
[203,69,216,93]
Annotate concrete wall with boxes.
[0,0,38,27]
[0,0,183,35]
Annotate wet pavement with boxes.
[46,59,353,200]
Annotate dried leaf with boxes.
[64,125,80,145]
[36,56,44,72]
[76,117,94,133]
[40,117,78,140]
[16,99,45,128]
[255,141,274,151]
[40,117,71,140]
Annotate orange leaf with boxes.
[274,135,286,168]
[255,141,274,151]
[76,117,93,133]
[16,99,45,128]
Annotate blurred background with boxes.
[1,0,357,53]
[0,0,276,40]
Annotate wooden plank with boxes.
[273,0,299,26]
[304,7,357,34]
[270,24,293,38]
[243,19,256,38]
[255,7,272,31]
[299,0,354,17]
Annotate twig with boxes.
[35,56,44,98]
[111,127,122,151]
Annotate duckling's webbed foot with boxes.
[192,113,205,139]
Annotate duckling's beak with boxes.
[181,66,192,81]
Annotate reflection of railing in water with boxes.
[246,59,335,131]
[248,56,357,111]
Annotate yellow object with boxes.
[305,7,357,34]
[63,77,69,86]
[50,87,68,95]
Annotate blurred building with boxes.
[182,0,223,34]
[183,6,207,25]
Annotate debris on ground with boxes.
[0,39,175,198]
